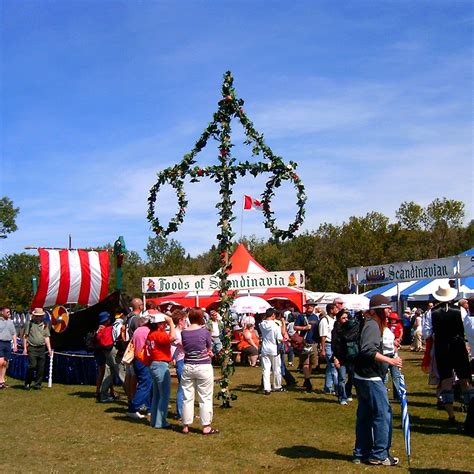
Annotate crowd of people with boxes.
[1,283,473,461]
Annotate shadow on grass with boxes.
[69,390,97,399]
[393,414,466,436]
[405,391,434,397]
[276,445,352,462]
[409,469,471,473]
[294,396,340,404]
[232,383,260,393]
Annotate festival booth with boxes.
[304,291,370,311]
[8,248,128,385]
[355,249,474,307]
[144,244,307,312]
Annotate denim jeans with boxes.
[279,346,296,385]
[149,361,171,429]
[128,359,152,413]
[100,347,124,400]
[287,346,294,364]
[383,362,401,400]
[336,364,354,402]
[175,358,184,419]
[211,338,222,355]
[353,377,393,461]
[324,342,338,393]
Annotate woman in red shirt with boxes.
[146,311,176,429]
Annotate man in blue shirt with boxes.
[294,299,320,392]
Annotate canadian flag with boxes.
[243,195,263,211]
[31,249,110,308]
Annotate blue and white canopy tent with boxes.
[363,249,474,302]
[364,281,416,301]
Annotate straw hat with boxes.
[432,282,458,302]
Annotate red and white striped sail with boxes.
[31,249,110,308]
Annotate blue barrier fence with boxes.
[7,350,98,385]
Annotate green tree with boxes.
[0,196,19,238]
[396,201,425,231]
[145,235,186,275]
[423,198,465,257]
[0,253,39,309]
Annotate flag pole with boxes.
[240,194,244,241]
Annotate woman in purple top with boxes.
[181,308,219,435]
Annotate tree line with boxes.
[0,197,472,309]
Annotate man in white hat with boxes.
[422,282,473,423]
[22,308,52,390]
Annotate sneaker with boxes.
[303,380,313,393]
[352,458,362,464]
[99,396,116,403]
[126,411,145,420]
[273,387,287,392]
[340,400,348,405]
[264,390,271,396]
[369,456,399,466]
[347,397,353,402]
[24,384,31,391]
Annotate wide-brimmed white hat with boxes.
[149,312,166,324]
[432,282,458,302]
[31,308,46,316]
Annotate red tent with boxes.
[145,244,305,311]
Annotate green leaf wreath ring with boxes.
[147,170,188,236]
[261,165,307,240]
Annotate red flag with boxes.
[243,195,263,211]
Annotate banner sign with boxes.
[142,270,305,294]
[459,254,474,278]
[347,256,459,286]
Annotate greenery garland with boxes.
[148,71,306,407]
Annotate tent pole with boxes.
[455,256,461,295]
[396,283,401,314]
[196,291,200,308]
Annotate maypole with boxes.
[147,71,306,407]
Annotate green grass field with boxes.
[3,350,472,473]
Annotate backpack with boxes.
[341,319,361,362]
[84,331,98,352]
[113,318,129,354]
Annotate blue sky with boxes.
[1,1,472,259]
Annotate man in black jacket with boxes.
[422,283,473,423]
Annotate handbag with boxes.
[290,332,305,352]
[121,339,135,364]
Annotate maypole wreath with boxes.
[148,71,306,407]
